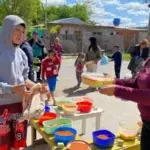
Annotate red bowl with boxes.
[39,112,57,125]
[76,101,92,113]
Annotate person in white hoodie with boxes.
[0,15,48,150]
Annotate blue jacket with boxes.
[20,41,33,80]
[111,50,122,66]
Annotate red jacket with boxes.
[41,56,60,79]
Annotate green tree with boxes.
[45,3,92,23]
[0,0,43,25]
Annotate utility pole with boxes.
[147,4,150,42]
[45,0,48,27]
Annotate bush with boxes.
[122,53,131,61]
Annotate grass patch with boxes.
[122,53,131,61]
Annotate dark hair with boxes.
[47,49,55,54]
[32,31,38,35]
[20,23,26,28]
[114,45,119,48]
[88,37,98,52]
[78,53,84,58]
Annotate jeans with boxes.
[141,120,150,150]
[115,65,121,79]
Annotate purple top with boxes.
[115,58,150,121]
[52,43,62,58]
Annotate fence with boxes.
[43,32,138,54]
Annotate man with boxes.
[28,31,44,81]
[20,40,34,81]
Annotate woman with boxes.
[128,39,149,78]
[85,37,101,72]
[0,15,47,150]
[99,58,150,150]
[28,31,44,81]
[51,37,63,71]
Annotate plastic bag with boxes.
[100,55,109,65]
[22,83,45,120]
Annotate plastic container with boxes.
[119,122,139,140]
[39,112,57,125]
[54,126,77,145]
[67,140,91,150]
[45,105,50,112]
[43,118,72,134]
[55,98,73,110]
[62,103,77,116]
[92,130,115,149]
[76,101,92,113]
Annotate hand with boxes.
[12,84,26,96]
[34,37,38,42]
[98,85,116,96]
[23,91,33,101]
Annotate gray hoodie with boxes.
[0,15,29,105]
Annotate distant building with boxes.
[45,17,148,53]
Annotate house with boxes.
[45,17,148,53]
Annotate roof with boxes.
[48,17,86,25]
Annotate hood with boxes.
[0,15,26,47]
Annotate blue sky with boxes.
[43,0,150,27]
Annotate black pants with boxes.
[76,71,82,86]
[114,65,121,79]
[141,120,150,150]
[35,56,43,80]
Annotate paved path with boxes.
[25,59,140,150]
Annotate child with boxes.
[109,45,122,78]
[41,49,61,105]
[74,53,85,88]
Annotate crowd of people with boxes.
[0,14,150,150]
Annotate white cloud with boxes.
[128,10,149,17]
[117,2,149,11]
[119,17,136,27]
[42,0,65,5]
[138,20,149,27]
[89,0,116,26]
[101,0,119,5]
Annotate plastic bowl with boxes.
[67,140,91,150]
[119,122,139,140]
[43,118,72,134]
[54,126,77,145]
[92,130,115,149]
[55,98,73,110]
[76,101,92,113]
[39,112,57,125]
[62,103,77,116]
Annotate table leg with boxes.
[96,114,101,130]
[81,119,86,135]
[31,125,37,146]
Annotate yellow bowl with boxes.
[62,103,77,116]
[119,122,139,141]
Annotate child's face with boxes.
[114,47,119,52]
[12,25,25,45]
[48,52,55,59]
[79,55,84,60]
